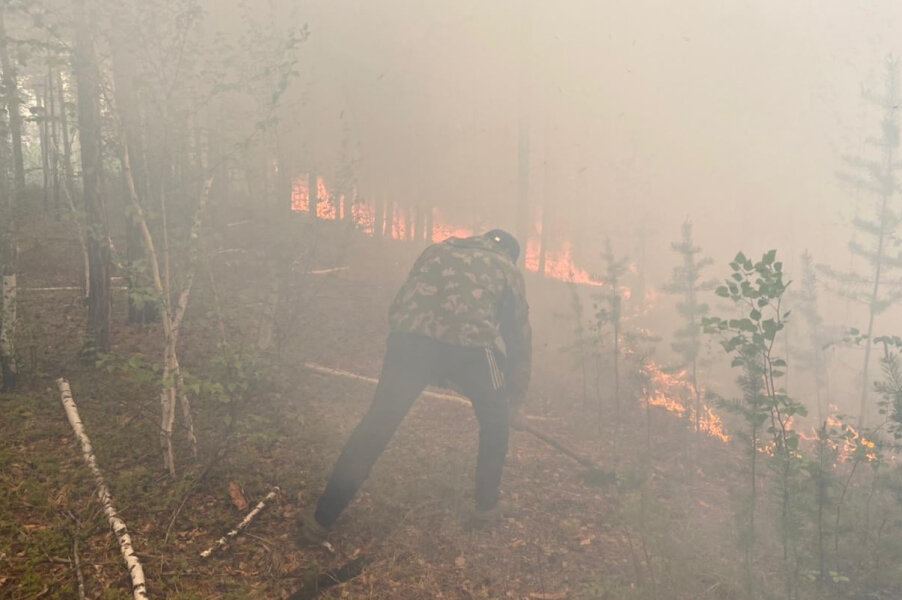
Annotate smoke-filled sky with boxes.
[242,0,902,287]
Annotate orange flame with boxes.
[643,362,730,443]
[431,209,473,242]
[290,178,603,286]
[391,205,408,241]
[291,175,334,218]
[352,202,375,234]
[525,239,604,287]
[790,415,878,463]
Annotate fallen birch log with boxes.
[200,487,280,558]
[56,378,148,600]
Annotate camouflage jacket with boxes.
[388,236,532,405]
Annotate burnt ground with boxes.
[0,216,823,600]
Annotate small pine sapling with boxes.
[663,220,715,434]
[593,239,629,435]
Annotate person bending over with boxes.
[299,229,532,544]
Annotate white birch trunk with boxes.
[160,346,178,477]
[120,140,211,474]
[56,379,149,600]
[174,362,197,457]
[200,487,279,558]
[1,273,18,389]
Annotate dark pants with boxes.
[314,332,510,528]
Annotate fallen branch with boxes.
[56,378,148,600]
[200,487,280,558]
[304,362,468,406]
[72,537,86,600]
[22,286,128,292]
[308,266,349,275]
[522,424,605,472]
[304,362,610,473]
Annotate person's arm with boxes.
[499,270,532,407]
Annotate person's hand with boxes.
[510,404,527,431]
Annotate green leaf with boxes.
[715,286,730,298]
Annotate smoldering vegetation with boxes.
[1,1,902,599]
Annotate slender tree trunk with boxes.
[57,70,74,195]
[74,0,112,357]
[386,201,395,239]
[424,204,433,242]
[112,36,159,325]
[0,2,25,204]
[0,271,16,391]
[47,61,61,219]
[0,80,9,213]
[307,171,318,219]
[537,205,548,277]
[373,197,384,237]
[859,65,899,428]
[38,89,50,214]
[514,0,531,264]
[0,9,15,391]
[122,134,211,474]
[406,203,414,241]
[859,201,887,428]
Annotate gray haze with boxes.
[249,1,902,270]
[226,0,902,419]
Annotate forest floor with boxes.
[0,215,843,600]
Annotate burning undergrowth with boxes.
[290,176,604,287]
[641,362,730,443]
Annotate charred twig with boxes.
[522,423,606,472]
[72,537,86,600]
[199,487,279,558]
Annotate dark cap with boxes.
[484,229,520,263]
